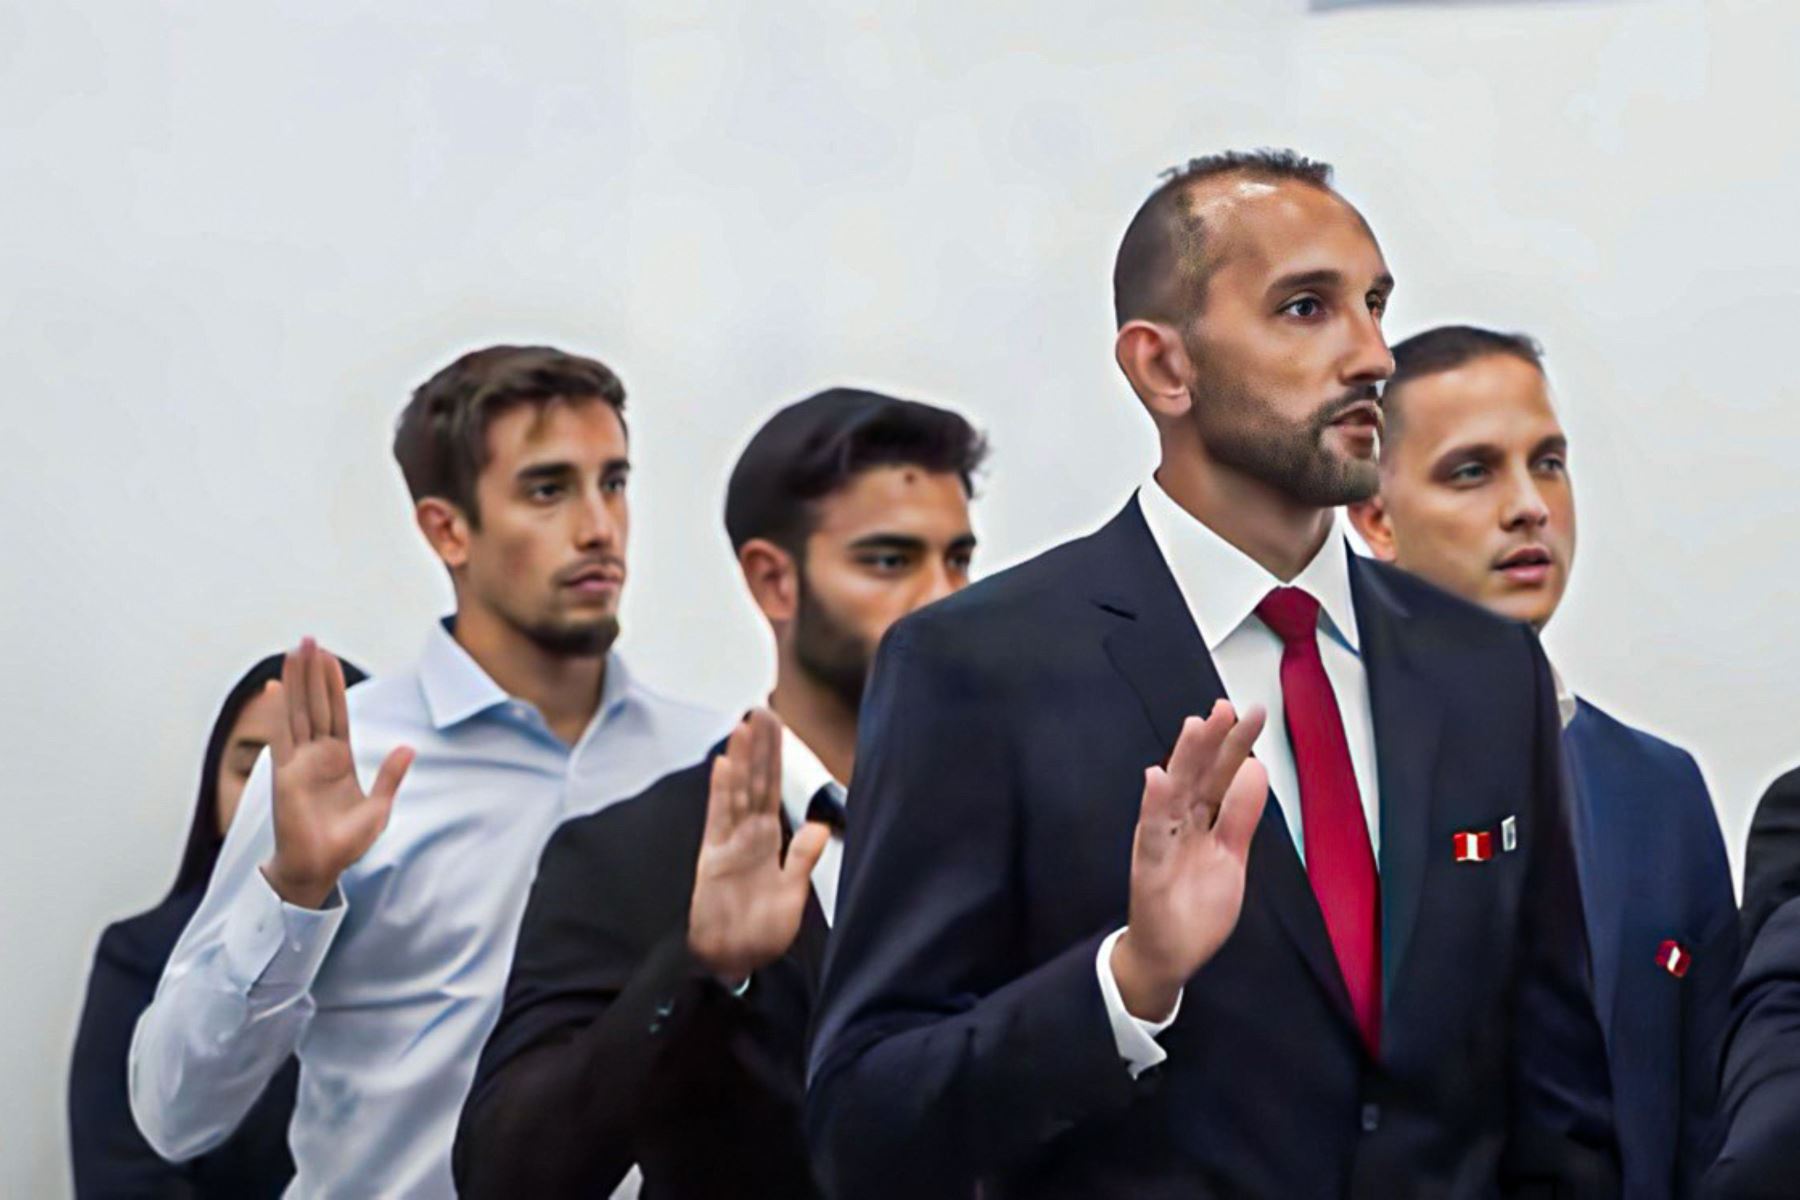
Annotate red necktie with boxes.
[1255,586,1381,1054]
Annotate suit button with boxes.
[649,998,676,1034]
[1360,1102,1380,1133]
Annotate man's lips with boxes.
[1328,400,1383,431]
[559,564,625,593]
[1494,545,1554,585]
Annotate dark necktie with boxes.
[1255,586,1381,1054]
[805,782,847,833]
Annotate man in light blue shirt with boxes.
[129,346,730,1198]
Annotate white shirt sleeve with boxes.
[128,751,348,1160]
[1095,927,1181,1079]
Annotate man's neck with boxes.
[451,605,608,747]
[768,665,858,788]
[1154,448,1335,583]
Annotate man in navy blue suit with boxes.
[1349,325,1737,1199]
[806,151,1617,1198]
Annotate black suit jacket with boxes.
[453,744,829,1199]
[69,893,296,1199]
[1703,767,1800,1198]
[806,498,1616,1199]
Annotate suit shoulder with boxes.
[1356,558,1538,658]
[1571,702,1704,786]
[884,526,1109,652]
[539,750,717,874]
[1755,765,1800,824]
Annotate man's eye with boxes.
[862,553,909,572]
[602,475,628,495]
[527,482,564,502]
[949,552,974,572]
[1448,463,1488,485]
[1281,297,1324,319]
[1367,293,1388,318]
[1535,455,1567,475]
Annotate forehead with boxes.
[1197,179,1388,293]
[809,465,971,539]
[482,399,627,470]
[229,686,284,742]
[1392,355,1561,457]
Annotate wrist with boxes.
[1111,930,1180,1022]
[261,857,336,910]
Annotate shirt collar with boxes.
[1136,477,1362,654]
[417,616,637,732]
[779,723,843,836]
[1550,661,1577,729]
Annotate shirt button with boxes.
[1360,1102,1381,1133]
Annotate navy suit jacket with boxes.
[1561,700,1736,1199]
[806,499,1617,1199]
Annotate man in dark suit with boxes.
[452,388,987,1198]
[1348,325,1737,1199]
[1699,770,1800,1197]
[806,150,1617,1198]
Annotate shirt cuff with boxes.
[222,867,347,994]
[1095,927,1180,1079]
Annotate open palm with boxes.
[687,709,830,984]
[1114,701,1268,1018]
[262,638,413,909]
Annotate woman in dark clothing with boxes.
[68,653,367,1198]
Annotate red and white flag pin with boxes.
[1656,940,1692,979]
[1453,830,1494,863]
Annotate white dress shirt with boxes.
[778,724,847,925]
[1098,481,1385,1077]
[129,620,730,1199]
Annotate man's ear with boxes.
[1346,494,1399,563]
[416,498,473,570]
[739,538,799,625]
[1114,319,1195,421]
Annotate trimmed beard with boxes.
[793,575,874,715]
[514,612,621,658]
[1187,346,1380,507]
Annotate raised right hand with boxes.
[1110,699,1268,1021]
[260,638,413,909]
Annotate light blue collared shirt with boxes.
[129,620,730,1198]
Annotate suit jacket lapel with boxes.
[1349,560,1443,1015]
[1093,499,1357,1031]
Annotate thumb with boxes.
[782,821,832,885]
[370,745,415,808]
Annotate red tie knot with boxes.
[1256,586,1322,646]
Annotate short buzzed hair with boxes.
[1112,149,1336,329]
[1383,325,1545,443]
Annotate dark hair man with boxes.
[128,346,729,1197]
[806,151,1617,1197]
[1346,325,1736,1199]
[451,388,986,1198]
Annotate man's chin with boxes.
[527,615,621,658]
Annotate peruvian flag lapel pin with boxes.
[1656,939,1692,979]
[1453,829,1494,863]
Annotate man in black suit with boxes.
[806,150,1617,1198]
[1701,768,1800,1196]
[452,388,987,1198]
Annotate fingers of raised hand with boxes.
[305,640,333,744]
[370,745,414,808]
[1165,702,1233,796]
[284,641,312,745]
[1194,704,1266,817]
[327,653,351,741]
[267,681,295,764]
[1134,766,1183,867]
[704,755,740,844]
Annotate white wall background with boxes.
[4,1,1797,1192]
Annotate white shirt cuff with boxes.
[222,868,347,995]
[1095,927,1180,1079]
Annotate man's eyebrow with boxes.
[847,533,929,553]
[948,533,978,552]
[1266,268,1394,296]
[1532,433,1569,456]
[515,461,576,483]
[1432,440,1503,466]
